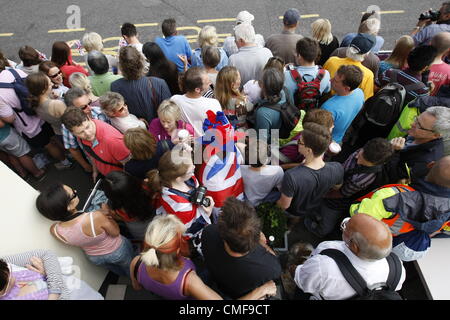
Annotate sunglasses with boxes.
[48,70,62,79]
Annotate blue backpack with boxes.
[0,68,35,116]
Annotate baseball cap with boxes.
[350,33,376,54]
[283,8,300,25]
[236,11,255,24]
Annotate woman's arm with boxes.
[1,250,68,300]
[129,256,143,291]
[237,280,277,300]
[184,270,223,300]
[96,211,121,237]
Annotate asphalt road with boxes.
[0,0,444,63]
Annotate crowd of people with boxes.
[1,4,450,300]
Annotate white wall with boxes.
[0,161,107,290]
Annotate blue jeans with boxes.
[86,236,135,277]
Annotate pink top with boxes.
[55,212,122,256]
[429,62,450,96]
[148,119,194,142]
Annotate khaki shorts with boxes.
[0,127,31,157]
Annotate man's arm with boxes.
[277,193,293,211]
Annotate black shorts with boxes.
[24,122,54,149]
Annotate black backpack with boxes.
[342,83,406,153]
[320,249,403,300]
[256,99,300,139]
[290,68,325,111]
[0,68,35,116]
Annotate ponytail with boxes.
[146,169,162,193]
[141,247,159,267]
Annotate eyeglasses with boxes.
[69,189,78,201]
[413,116,435,133]
[340,217,351,232]
[48,70,62,79]
[0,265,12,297]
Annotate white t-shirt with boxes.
[295,241,406,300]
[170,95,222,137]
[240,165,284,206]
[110,114,146,134]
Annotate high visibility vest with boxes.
[387,104,420,140]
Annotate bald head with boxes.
[87,50,109,75]
[431,32,450,55]
[426,156,450,188]
[345,213,392,261]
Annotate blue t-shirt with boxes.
[284,66,331,107]
[255,91,286,143]
[321,88,365,143]
[155,36,193,72]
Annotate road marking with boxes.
[48,28,85,33]
[278,14,320,19]
[0,33,13,37]
[135,23,158,27]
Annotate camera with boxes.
[419,9,440,21]
[189,186,211,207]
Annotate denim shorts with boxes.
[86,236,135,277]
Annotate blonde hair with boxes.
[385,35,415,69]
[198,25,219,48]
[69,72,93,95]
[157,100,181,122]
[82,32,104,52]
[311,19,333,45]
[146,148,192,192]
[99,91,124,115]
[215,66,245,110]
[124,128,157,160]
[141,214,186,270]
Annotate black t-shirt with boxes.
[201,224,282,299]
[317,35,339,67]
[281,162,344,216]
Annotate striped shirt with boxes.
[111,76,172,122]
[378,68,429,105]
[340,149,377,198]
[1,249,70,300]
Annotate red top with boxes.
[60,56,89,88]
[80,119,130,176]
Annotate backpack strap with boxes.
[315,68,326,81]
[79,140,123,168]
[7,68,24,82]
[290,69,302,85]
[385,253,402,290]
[320,248,367,296]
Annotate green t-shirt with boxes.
[89,73,122,97]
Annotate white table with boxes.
[414,238,450,300]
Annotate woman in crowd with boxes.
[81,32,118,74]
[68,72,101,107]
[129,214,276,300]
[377,35,415,77]
[17,45,45,75]
[202,46,221,88]
[36,183,134,277]
[123,128,161,180]
[102,171,156,241]
[311,19,339,66]
[148,100,194,143]
[215,66,252,130]
[39,60,69,100]
[191,25,228,71]
[50,41,89,88]
[142,42,181,95]
[25,72,72,170]
[147,148,214,238]
[111,46,172,122]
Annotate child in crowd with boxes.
[148,99,194,142]
[36,183,135,277]
[146,148,214,238]
[241,139,284,206]
[99,91,147,134]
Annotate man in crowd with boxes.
[61,107,130,181]
[412,1,450,46]
[324,33,375,100]
[284,37,331,107]
[87,51,122,97]
[429,32,450,95]
[321,65,364,145]
[170,67,222,136]
[265,8,303,64]
[292,213,406,300]
[229,23,273,89]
